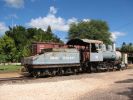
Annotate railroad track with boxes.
[0,67,132,84]
[0,75,35,84]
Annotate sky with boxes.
[0,0,133,46]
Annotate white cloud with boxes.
[27,6,78,32]
[0,22,8,36]
[4,0,24,8]
[111,31,126,41]
[67,17,78,24]
[83,19,90,22]
[49,6,57,15]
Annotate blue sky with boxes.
[0,0,133,46]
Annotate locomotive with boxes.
[21,38,126,77]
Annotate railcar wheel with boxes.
[53,70,57,75]
[51,69,57,76]
[67,68,72,74]
[57,68,62,76]
[61,69,65,75]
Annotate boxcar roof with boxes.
[32,42,64,45]
[67,38,103,45]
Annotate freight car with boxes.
[21,39,126,77]
[32,42,66,55]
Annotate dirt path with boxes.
[0,72,22,78]
[0,69,133,100]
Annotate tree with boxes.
[0,54,7,64]
[3,25,62,62]
[121,42,133,53]
[5,26,31,60]
[33,28,47,42]
[46,25,52,34]
[6,26,28,48]
[68,20,112,44]
[122,42,126,46]
[0,35,17,62]
[33,28,62,43]
[128,43,133,52]
[121,42,127,52]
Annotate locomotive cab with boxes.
[89,43,103,62]
[67,38,103,63]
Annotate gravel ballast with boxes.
[0,69,133,100]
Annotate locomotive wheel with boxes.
[125,64,128,69]
[85,67,91,73]
[122,64,128,70]
[110,64,114,71]
[33,71,39,78]
[29,73,33,77]
[88,64,93,73]
[96,67,101,72]
[107,66,110,72]
[106,63,111,72]
[112,65,116,71]
[117,64,121,71]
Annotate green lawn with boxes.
[0,65,22,73]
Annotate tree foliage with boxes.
[46,25,52,34]
[0,25,62,62]
[121,42,133,52]
[0,35,17,62]
[68,20,112,44]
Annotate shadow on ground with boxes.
[117,87,133,100]
[115,78,133,100]
[128,74,133,76]
[115,79,133,83]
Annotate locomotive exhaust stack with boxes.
[113,42,116,51]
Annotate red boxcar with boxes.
[32,42,67,55]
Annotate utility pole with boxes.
[11,16,14,34]
[52,0,56,8]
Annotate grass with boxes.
[0,65,22,73]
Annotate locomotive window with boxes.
[99,44,102,49]
[96,44,102,52]
[95,44,99,49]
[91,44,97,52]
